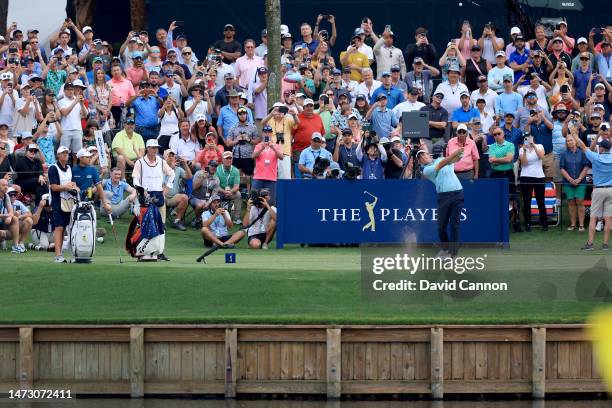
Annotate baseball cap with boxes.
[93,56,103,63]
[273,102,286,108]
[175,34,187,41]
[379,137,390,144]
[476,98,486,104]
[332,68,342,75]
[448,64,461,73]
[415,27,428,36]
[222,151,233,158]
[477,75,487,82]
[416,149,429,159]
[514,34,525,41]
[27,143,38,150]
[227,89,240,98]
[469,117,481,124]
[223,72,235,79]
[594,103,606,110]
[237,107,248,114]
[22,132,33,139]
[341,128,352,135]
[281,33,293,40]
[496,50,506,58]
[224,23,235,30]
[356,94,367,100]
[594,83,606,89]
[525,90,537,97]
[510,26,521,35]
[261,29,267,37]
[381,71,391,77]
[262,125,273,132]
[125,116,135,124]
[311,132,324,141]
[56,146,69,154]
[87,145,98,152]
[195,114,207,122]
[471,45,481,52]
[433,92,444,99]
[597,139,611,150]
[342,67,351,74]
[409,87,419,95]
[601,122,611,130]
[82,26,93,33]
[503,74,513,82]
[390,64,401,72]
[504,112,515,117]
[553,103,569,113]
[460,91,470,97]
[413,57,424,64]
[390,136,402,143]
[457,124,468,132]
[577,37,588,45]
[71,79,87,89]
[209,193,221,202]
[552,36,563,43]
[376,94,387,101]
[295,92,305,98]
[76,148,92,158]
[303,98,314,106]
[257,66,268,74]
[145,139,160,148]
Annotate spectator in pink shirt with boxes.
[126,51,149,92]
[546,21,575,54]
[446,123,480,180]
[107,65,136,126]
[234,39,264,89]
[252,125,283,204]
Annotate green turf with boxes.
[0,215,609,324]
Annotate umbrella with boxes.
[523,0,583,11]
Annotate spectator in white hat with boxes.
[0,72,18,134]
[0,179,24,253]
[571,37,595,71]
[505,26,529,56]
[547,20,575,54]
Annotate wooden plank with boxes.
[430,328,443,399]
[121,342,130,380]
[144,328,224,342]
[238,329,325,342]
[342,329,430,342]
[216,343,225,381]
[353,343,366,380]
[475,342,487,380]
[451,342,463,380]
[236,380,326,394]
[532,327,546,399]
[129,327,144,398]
[402,343,415,380]
[0,329,19,342]
[444,328,531,342]
[463,342,476,380]
[592,342,601,379]
[268,342,280,380]
[61,343,75,380]
[303,343,316,380]
[98,343,111,380]
[280,342,291,380]
[546,341,558,380]
[180,343,194,380]
[192,343,206,381]
[547,329,589,342]
[568,342,581,379]
[365,343,375,380]
[315,342,326,380]
[498,343,511,380]
[579,342,592,379]
[144,380,224,394]
[487,343,499,380]
[50,342,63,379]
[34,328,129,342]
[389,343,402,380]
[445,379,531,393]
[73,343,86,381]
[545,379,607,393]
[245,342,258,380]
[341,343,350,380]
[224,328,237,398]
[443,342,451,380]
[144,343,158,381]
[341,380,430,394]
[557,342,571,379]
[377,343,390,380]
[510,342,523,380]
[33,379,130,394]
[522,342,532,380]
[168,343,182,380]
[0,343,16,380]
[85,342,98,380]
[326,328,341,399]
[414,342,429,380]
[291,342,304,379]
[203,342,217,381]
[19,328,33,389]
[257,342,270,380]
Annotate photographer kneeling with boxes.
[200,194,245,249]
[243,189,276,249]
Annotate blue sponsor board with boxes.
[276,179,508,247]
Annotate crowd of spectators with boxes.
[1,15,612,257]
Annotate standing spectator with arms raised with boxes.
[404,27,438,67]
[214,24,242,65]
[58,82,88,160]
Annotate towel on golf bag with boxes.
[125,204,165,258]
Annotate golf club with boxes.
[108,213,124,264]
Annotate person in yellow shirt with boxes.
[339,34,370,82]
[111,117,145,179]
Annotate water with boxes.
[0,399,610,408]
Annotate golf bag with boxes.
[69,199,97,263]
[125,192,165,261]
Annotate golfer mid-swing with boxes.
[417,147,464,258]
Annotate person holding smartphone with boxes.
[252,126,284,204]
[519,134,548,231]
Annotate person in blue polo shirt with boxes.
[370,71,404,109]
[570,132,612,251]
[298,132,333,178]
[417,146,465,258]
[126,81,162,142]
[72,148,112,214]
[451,91,480,128]
[366,94,398,138]
[508,35,530,85]
[495,75,523,118]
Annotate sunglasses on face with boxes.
[28,148,38,153]
[493,132,503,136]
[238,111,247,115]
[457,130,467,134]
[580,57,590,61]
[182,52,191,55]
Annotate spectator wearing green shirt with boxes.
[42,52,68,95]
[315,94,334,145]
[215,151,242,224]
[488,125,522,231]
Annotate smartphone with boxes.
[175,20,185,26]
[263,136,270,143]
[385,25,391,32]
[278,106,289,114]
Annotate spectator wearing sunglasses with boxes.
[214,24,242,65]
[13,142,46,203]
[234,39,264,89]
[573,52,594,105]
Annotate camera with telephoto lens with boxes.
[238,131,248,145]
[327,168,340,179]
[343,162,361,180]
[312,156,331,177]
[250,189,263,207]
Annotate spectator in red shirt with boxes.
[195,132,224,170]
[291,98,324,168]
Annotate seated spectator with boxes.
[169,118,200,167]
[356,138,387,180]
[196,132,224,170]
[200,193,245,248]
[29,194,55,251]
[163,149,192,231]
[244,189,276,249]
[0,179,22,253]
[252,126,283,204]
[560,135,590,232]
[6,186,33,251]
[298,132,333,179]
[519,134,548,231]
[227,106,259,178]
[111,117,145,179]
[190,160,221,226]
[13,143,46,203]
[451,91,480,128]
[215,151,242,224]
[102,167,137,219]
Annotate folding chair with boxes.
[530,182,560,227]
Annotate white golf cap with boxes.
[27,143,38,150]
[280,24,289,35]
[7,187,15,194]
[303,98,314,106]
[146,139,160,148]
[577,37,588,45]
[41,193,49,201]
[495,50,506,58]
[87,145,98,152]
[82,26,93,33]
[195,113,207,122]
[311,132,324,141]
[390,136,402,143]
[272,102,285,108]
[457,123,468,132]
[71,79,87,88]
[76,148,92,158]
[510,26,521,35]
[56,146,70,154]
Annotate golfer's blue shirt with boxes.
[423,157,463,193]
[585,150,612,187]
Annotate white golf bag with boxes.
[69,200,97,263]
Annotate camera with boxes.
[327,168,340,179]
[278,105,289,114]
[312,156,331,177]
[320,95,329,105]
[343,162,361,180]
[196,71,204,77]
[529,110,538,116]
[250,190,263,207]
[276,132,285,144]
[319,30,329,41]
[238,132,248,145]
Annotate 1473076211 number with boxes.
[9,389,72,399]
